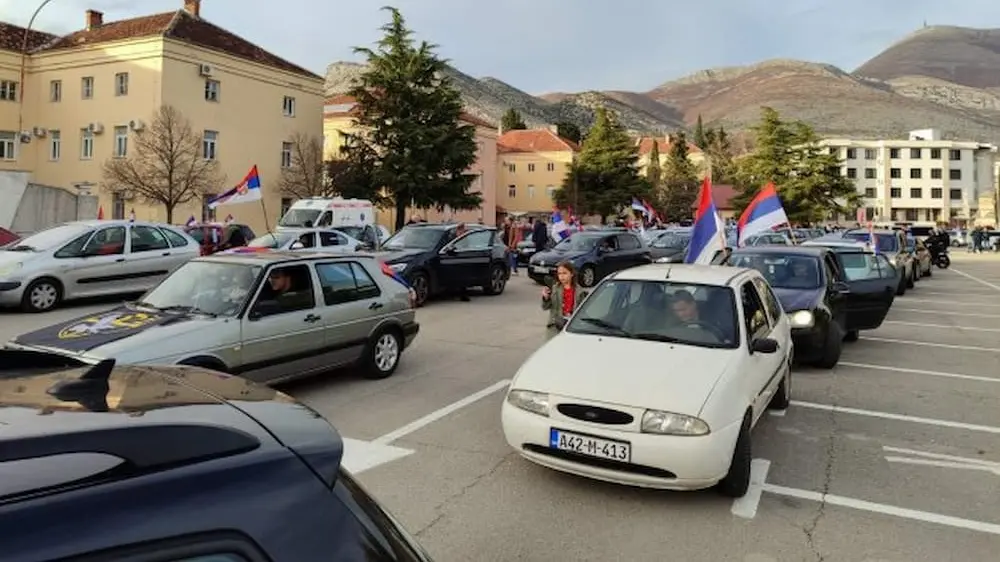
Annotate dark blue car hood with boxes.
[532,249,589,263]
[771,286,824,312]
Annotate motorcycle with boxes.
[926,239,951,269]
[935,251,951,269]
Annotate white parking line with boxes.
[885,457,1000,475]
[950,268,1000,292]
[836,361,1000,384]
[731,458,770,519]
[372,379,512,445]
[761,483,1000,536]
[913,290,997,298]
[893,307,1000,319]
[900,298,1000,308]
[882,320,1000,333]
[883,446,1000,469]
[789,401,1000,434]
[860,336,1000,352]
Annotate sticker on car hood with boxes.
[12,306,191,353]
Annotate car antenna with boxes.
[664,265,671,279]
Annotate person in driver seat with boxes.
[258,269,311,311]
[670,290,700,325]
[622,284,668,334]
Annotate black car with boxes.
[726,246,896,368]
[841,228,916,294]
[0,350,434,562]
[516,240,537,264]
[378,223,510,306]
[648,230,691,263]
[528,230,651,287]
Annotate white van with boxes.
[277,198,375,230]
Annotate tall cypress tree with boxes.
[693,115,707,148]
[660,131,699,221]
[646,140,662,188]
[501,109,527,132]
[343,7,480,230]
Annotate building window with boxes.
[282,96,295,117]
[0,80,17,101]
[527,163,535,172]
[949,188,962,200]
[949,149,961,161]
[546,162,555,172]
[527,185,535,198]
[49,80,61,102]
[281,141,292,167]
[49,130,60,161]
[546,185,557,199]
[890,187,901,198]
[864,168,876,179]
[864,149,876,160]
[910,148,921,159]
[889,148,900,159]
[202,130,218,160]
[909,168,921,179]
[80,129,93,159]
[846,148,856,159]
[930,168,942,179]
[910,188,922,198]
[114,73,129,96]
[81,76,94,99]
[930,148,941,159]
[113,126,128,157]
[508,163,516,172]
[949,169,962,180]
[205,79,220,102]
[890,168,901,179]
[828,147,838,156]
[507,185,516,198]
[864,187,876,198]
[905,209,918,221]
[0,131,15,160]
[845,168,856,179]
[931,188,943,199]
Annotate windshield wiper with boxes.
[5,245,34,252]
[577,317,629,336]
[159,305,217,317]
[631,332,683,343]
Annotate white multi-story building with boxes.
[821,129,997,225]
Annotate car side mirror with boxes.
[289,241,305,250]
[831,281,850,294]
[751,338,779,354]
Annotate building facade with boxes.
[821,129,997,226]
[497,128,578,215]
[323,94,499,227]
[0,0,324,233]
[635,136,706,177]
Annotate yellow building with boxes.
[497,128,579,215]
[0,0,323,233]
[635,135,706,176]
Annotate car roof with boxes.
[844,228,897,235]
[732,245,828,258]
[403,222,494,231]
[64,220,179,229]
[195,251,377,266]
[610,263,753,286]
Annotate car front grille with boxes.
[556,403,634,425]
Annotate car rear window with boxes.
[844,232,898,252]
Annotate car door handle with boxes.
[115,258,125,262]
[368,302,384,310]
[162,251,171,256]
[303,314,321,323]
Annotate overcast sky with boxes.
[5,0,1000,94]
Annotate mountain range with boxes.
[325,25,1000,143]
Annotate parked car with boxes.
[516,240,538,264]
[0,226,19,247]
[648,230,691,263]
[908,235,933,277]
[744,232,794,246]
[184,222,256,255]
[528,230,651,287]
[331,224,392,249]
[7,252,419,382]
[0,350,435,562]
[0,220,199,313]
[725,246,896,368]
[379,223,510,307]
[501,264,792,497]
[841,228,915,294]
[233,228,366,254]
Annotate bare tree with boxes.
[102,105,224,223]
[278,133,330,199]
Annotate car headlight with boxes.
[506,389,550,417]
[640,409,710,436]
[0,262,23,278]
[788,310,814,328]
[388,262,408,272]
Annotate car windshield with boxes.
[278,208,322,227]
[5,223,93,252]
[843,232,899,253]
[838,252,886,281]
[333,226,364,240]
[137,261,262,317]
[567,280,739,349]
[651,233,690,249]
[248,232,296,248]
[382,227,446,250]
[727,253,822,290]
[553,234,601,251]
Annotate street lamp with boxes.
[17,0,56,136]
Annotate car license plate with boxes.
[533,266,548,274]
[550,428,631,462]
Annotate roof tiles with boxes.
[497,129,579,153]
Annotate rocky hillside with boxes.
[855,26,1000,89]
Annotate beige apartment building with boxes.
[0,0,323,233]
[497,128,578,215]
[820,129,997,226]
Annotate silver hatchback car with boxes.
[0,221,199,313]
[6,252,420,384]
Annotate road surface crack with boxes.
[802,402,838,562]
[415,453,514,538]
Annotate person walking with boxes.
[532,216,548,253]
[541,261,588,337]
[507,217,523,275]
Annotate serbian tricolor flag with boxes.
[684,178,726,264]
[208,165,262,209]
[737,183,789,246]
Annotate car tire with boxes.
[718,415,752,498]
[814,324,842,369]
[843,329,859,342]
[768,363,791,410]
[906,268,916,288]
[895,277,907,296]
[21,278,62,313]
[482,264,507,295]
[410,271,430,307]
[363,327,403,380]
[579,265,597,288]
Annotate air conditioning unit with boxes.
[88,123,104,134]
[32,127,47,138]
[198,63,213,76]
[18,131,31,144]
[129,119,145,132]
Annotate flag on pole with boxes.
[736,183,790,246]
[208,165,262,209]
[185,215,197,227]
[684,177,726,264]
[630,198,648,217]
[550,209,571,242]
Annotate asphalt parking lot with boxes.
[3,256,999,561]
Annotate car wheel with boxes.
[906,268,916,288]
[410,272,430,307]
[843,329,859,342]
[363,328,403,380]
[579,265,597,288]
[925,266,932,277]
[21,278,62,313]
[718,415,752,498]
[483,264,507,295]
[814,324,842,369]
[895,277,906,296]
[768,363,791,410]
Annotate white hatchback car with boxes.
[501,264,793,497]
